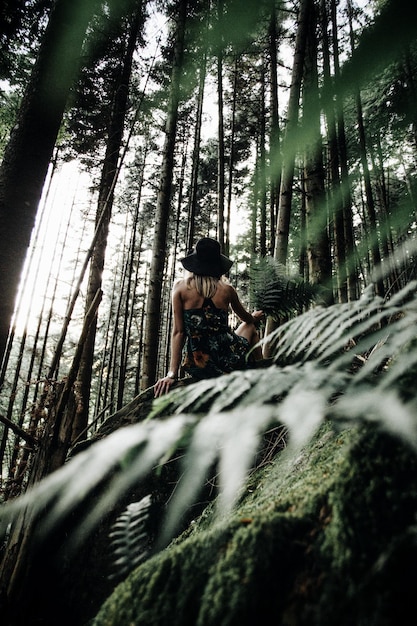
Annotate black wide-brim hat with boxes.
[180,238,233,277]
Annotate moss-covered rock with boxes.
[91,422,417,625]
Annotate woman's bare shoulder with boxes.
[215,281,236,306]
[173,278,187,291]
[222,281,237,298]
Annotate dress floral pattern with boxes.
[181,298,250,380]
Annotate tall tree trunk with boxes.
[321,0,347,303]
[187,49,207,253]
[116,174,146,411]
[299,169,308,280]
[303,0,333,300]
[356,94,384,296]
[403,47,417,159]
[274,0,311,266]
[217,0,226,248]
[264,0,311,355]
[268,2,281,255]
[0,0,98,364]
[259,61,268,257]
[340,0,361,300]
[225,55,238,257]
[165,164,184,373]
[371,133,398,294]
[346,3,384,296]
[73,10,142,441]
[141,0,187,390]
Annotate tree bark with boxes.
[217,0,226,248]
[187,49,207,253]
[321,0,347,303]
[268,3,281,255]
[274,0,311,266]
[346,2,384,297]
[225,55,238,257]
[303,0,333,300]
[259,61,268,257]
[341,0,362,300]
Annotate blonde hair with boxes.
[186,273,221,298]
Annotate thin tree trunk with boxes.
[264,0,311,355]
[165,181,183,374]
[135,267,148,395]
[274,0,311,266]
[303,0,333,299]
[341,0,362,300]
[321,0,347,302]
[355,90,384,296]
[115,216,134,411]
[116,179,145,410]
[259,61,268,257]
[217,0,226,249]
[371,134,398,294]
[141,0,188,390]
[187,48,207,253]
[299,169,308,280]
[268,3,281,255]
[225,55,238,257]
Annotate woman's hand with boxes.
[252,310,265,326]
[154,375,176,397]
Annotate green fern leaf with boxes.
[2,282,417,570]
[249,257,319,319]
[109,495,154,580]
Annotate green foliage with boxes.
[93,424,417,626]
[249,256,321,320]
[335,0,417,97]
[0,89,21,156]
[0,0,52,82]
[2,281,417,567]
[109,494,154,580]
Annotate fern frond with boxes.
[0,415,195,550]
[2,281,417,568]
[268,282,417,367]
[250,257,319,319]
[109,495,154,580]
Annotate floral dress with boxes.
[181,297,250,380]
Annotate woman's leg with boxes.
[235,321,263,360]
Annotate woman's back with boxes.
[176,277,233,312]
[177,278,249,379]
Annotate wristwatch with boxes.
[167,370,177,379]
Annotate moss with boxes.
[92,422,417,626]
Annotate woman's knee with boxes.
[236,321,256,343]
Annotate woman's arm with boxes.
[154,284,185,397]
[169,285,185,373]
[229,286,264,324]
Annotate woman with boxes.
[154,238,264,397]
